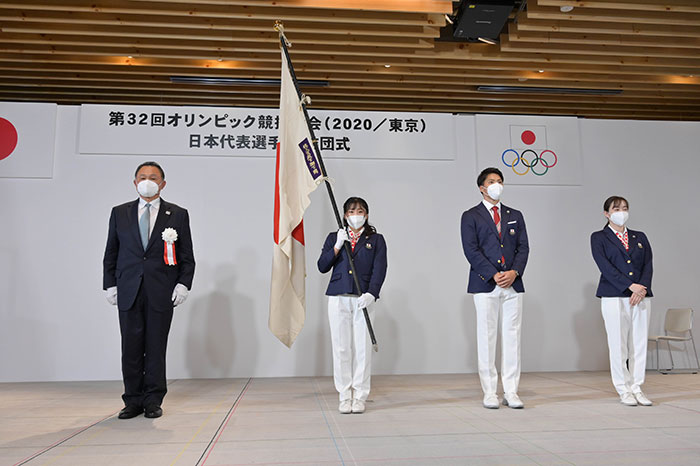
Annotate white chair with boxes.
[648,308,700,374]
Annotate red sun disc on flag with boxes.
[0,117,19,161]
[521,130,536,145]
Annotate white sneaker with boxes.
[338,400,352,414]
[633,391,653,406]
[620,392,638,406]
[483,394,499,409]
[351,399,365,414]
[502,392,524,409]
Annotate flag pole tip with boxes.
[372,344,379,353]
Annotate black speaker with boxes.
[453,0,515,41]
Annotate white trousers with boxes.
[473,286,523,395]
[327,296,373,402]
[601,297,651,395]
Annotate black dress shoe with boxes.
[118,405,143,419]
[144,405,163,418]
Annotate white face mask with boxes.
[137,179,160,198]
[486,183,503,201]
[347,215,366,230]
[609,211,629,227]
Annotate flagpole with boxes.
[276,22,378,352]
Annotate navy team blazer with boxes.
[461,203,529,294]
[317,230,388,299]
[590,227,653,298]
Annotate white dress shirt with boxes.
[482,199,502,224]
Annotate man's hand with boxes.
[105,286,118,306]
[171,283,189,307]
[494,270,517,289]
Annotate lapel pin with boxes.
[638,242,643,248]
[165,211,171,215]
[366,243,372,249]
[509,228,515,236]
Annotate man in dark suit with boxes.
[461,167,529,409]
[103,161,195,419]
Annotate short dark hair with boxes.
[134,161,165,179]
[477,167,504,187]
[603,195,628,212]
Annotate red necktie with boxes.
[492,205,506,267]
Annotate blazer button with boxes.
[501,244,504,248]
[627,260,631,264]
[143,257,147,261]
[497,260,501,263]
[628,272,633,276]
[349,270,353,274]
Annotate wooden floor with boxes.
[3,371,700,466]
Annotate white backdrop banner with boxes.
[475,114,582,185]
[0,102,57,179]
[78,104,456,160]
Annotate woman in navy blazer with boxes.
[317,197,387,414]
[591,195,653,407]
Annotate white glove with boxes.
[357,292,375,309]
[334,228,349,250]
[171,283,189,307]
[105,286,118,306]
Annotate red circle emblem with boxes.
[0,117,19,161]
[520,130,536,145]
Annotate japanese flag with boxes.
[0,102,57,178]
[509,125,548,151]
[269,47,324,348]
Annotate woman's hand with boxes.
[629,283,647,306]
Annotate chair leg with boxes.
[667,340,675,371]
[689,330,700,373]
[655,342,662,373]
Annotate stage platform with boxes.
[3,371,700,465]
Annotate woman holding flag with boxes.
[317,197,388,414]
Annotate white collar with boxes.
[139,197,161,209]
[482,199,502,212]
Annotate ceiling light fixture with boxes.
[560,6,574,13]
[170,76,329,87]
[478,37,498,45]
[384,64,391,68]
[538,69,545,73]
[217,58,223,62]
[477,86,622,95]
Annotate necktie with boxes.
[139,203,151,249]
[491,205,501,236]
[492,205,506,267]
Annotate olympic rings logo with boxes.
[501,149,558,176]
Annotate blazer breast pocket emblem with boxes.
[509,229,516,236]
[365,243,372,249]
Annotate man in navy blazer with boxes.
[461,167,529,409]
[103,161,195,419]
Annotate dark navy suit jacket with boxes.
[317,230,387,299]
[103,198,195,311]
[461,203,529,294]
[590,227,653,298]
